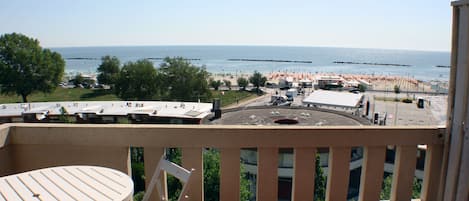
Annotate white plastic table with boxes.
[0,166,133,201]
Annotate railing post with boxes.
[292,147,316,201]
[257,147,278,201]
[358,146,386,201]
[421,144,443,201]
[390,145,417,201]
[326,147,351,201]
[182,148,204,201]
[220,148,240,201]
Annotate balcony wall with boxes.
[0,123,444,201]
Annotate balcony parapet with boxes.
[0,123,445,201]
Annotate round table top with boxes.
[0,165,134,201]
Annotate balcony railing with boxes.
[0,123,444,201]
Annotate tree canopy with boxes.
[380,175,422,199]
[159,57,211,101]
[109,57,212,102]
[97,55,120,88]
[358,84,367,92]
[314,155,326,201]
[0,33,65,102]
[223,80,231,90]
[115,59,158,100]
[248,71,267,93]
[237,77,249,91]
[203,149,251,201]
[209,78,222,91]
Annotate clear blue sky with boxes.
[0,0,453,51]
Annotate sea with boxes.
[51,46,451,82]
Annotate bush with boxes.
[358,84,367,92]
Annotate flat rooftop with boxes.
[302,90,364,108]
[211,108,363,126]
[0,101,213,119]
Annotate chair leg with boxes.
[142,156,165,201]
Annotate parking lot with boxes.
[227,87,446,126]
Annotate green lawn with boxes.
[211,90,258,107]
[0,88,119,104]
[0,88,257,106]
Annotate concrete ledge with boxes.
[452,0,469,7]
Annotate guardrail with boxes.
[0,124,444,201]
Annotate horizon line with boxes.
[45,44,451,53]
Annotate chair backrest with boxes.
[142,155,193,201]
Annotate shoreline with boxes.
[62,70,449,93]
[210,72,449,93]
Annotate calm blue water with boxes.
[51,46,450,81]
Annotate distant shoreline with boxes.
[66,57,99,60]
[333,61,411,67]
[435,65,451,68]
[227,58,312,63]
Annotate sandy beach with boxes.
[211,72,447,93]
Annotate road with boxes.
[225,87,447,126]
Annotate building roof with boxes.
[0,101,213,119]
[302,90,364,108]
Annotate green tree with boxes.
[115,59,158,100]
[380,175,422,199]
[97,55,120,88]
[237,77,249,91]
[166,148,183,201]
[358,84,367,92]
[314,155,326,201]
[412,177,422,198]
[0,33,65,102]
[223,80,232,90]
[164,148,251,201]
[73,74,85,87]
[380,175,392,199]
[209,78,222,91]
[204,149,251,201]
[159,57,211,102]
[239,165,252,201]
[248,71,267,94]
[204,149,221,201]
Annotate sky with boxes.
[0,0,453,51]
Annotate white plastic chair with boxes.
[142,154,194,201]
